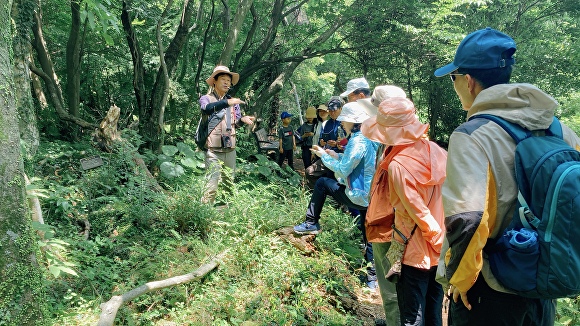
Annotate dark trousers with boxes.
[301,146,313,168]
[305,159,335,188]
[306,177,375,281]
[277,149,294,170]
[448,276,556,326]
[396,265,443,326]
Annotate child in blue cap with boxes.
[277,111,296,170]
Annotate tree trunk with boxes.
[121,0,147,121]
[30,0,97,129]
[0,0,46,323]
[143,0,196,152]
[12,0,39,159]
[66,0,83,140]
[217,0,253,67]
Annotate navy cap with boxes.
[280,111,293,119]
[434,27,516,77]
[327,99,343,111]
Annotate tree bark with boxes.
[121,0,147,120]
[251,14,346,117]
[0,0,46,323]
[12,0,39,158]
[66,0,83,140]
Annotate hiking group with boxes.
[197,27,580,326]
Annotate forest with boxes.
[1,0,580,325]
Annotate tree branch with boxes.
[97,250,229,326]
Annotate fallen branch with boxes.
[97,250,229,326]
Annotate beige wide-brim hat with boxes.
[357,85,407,117]
[206,65,240,86]
[317,104,329,112]
[336,102,371,124]
[361,97,429,146]
[305,107,317,118]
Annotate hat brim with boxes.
[206,70,240,86]
[361,117,429,146]
[339,89,352,98]
[434,62,458,77]
[357,98,378,117]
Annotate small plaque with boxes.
[80,156,104,170]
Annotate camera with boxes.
[221,134,233,148]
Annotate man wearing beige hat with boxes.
[199,65,255,204]
[361,97,447,326]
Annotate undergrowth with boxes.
[28,136,370,325]
[26,135,580,326]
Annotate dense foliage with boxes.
[5,0,580,324]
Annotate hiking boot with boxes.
[293,222,321,235]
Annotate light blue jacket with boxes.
[321,131,379,207]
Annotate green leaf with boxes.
[160,162,185,178]
[177,142,195,158]
[257,166,271,176]
[58,267,78,277]
[49,265,61,277]
[87,11,95,29]
[180,157,197,168]
[157,154,171,164]
[162,145,179,157]
[103,32,114,46]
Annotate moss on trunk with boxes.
[0,0,47,324]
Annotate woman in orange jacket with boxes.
[361,97,447,326]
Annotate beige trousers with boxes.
[201,148,236,204]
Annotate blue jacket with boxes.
[321,131,379,207]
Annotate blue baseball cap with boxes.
[434,27,516,77]
[280,111,293,119]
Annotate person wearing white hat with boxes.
[357,84,407,325]
[357,85,407,117]
[294,102,378,233]
[295,103,379,294]
[340,77,371,103]
[199,65,255,204]
[361,97,447,326]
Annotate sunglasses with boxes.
[449,73,465,82]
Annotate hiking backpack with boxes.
[194,114,209,150]
[470,114,580,299]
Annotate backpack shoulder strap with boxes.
[546,116,563,139]
[468,114,530,144]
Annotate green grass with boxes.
[30,138,370,325]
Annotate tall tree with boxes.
[30,0,97,130]
[217,0,252,67]
[12,0,39,158]
[0,0,46,323]
[122,0,198,152]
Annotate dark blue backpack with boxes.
[470,114,580,299]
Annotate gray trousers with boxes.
[373,242,400,326]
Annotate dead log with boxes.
[275,226,316,255]
[97,250,228,326]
